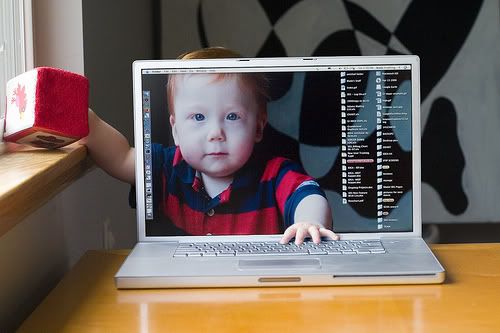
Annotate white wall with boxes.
[0,0,151,330]
[32,0,84,73]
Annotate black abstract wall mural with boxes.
[162,0,500,223]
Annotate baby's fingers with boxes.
[319,227,340,241]
[280,226,298,244]
[308,225,321,244]
[294,227,309,245]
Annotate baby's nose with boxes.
[207,123,225,141]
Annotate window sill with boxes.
[0,142,92,237]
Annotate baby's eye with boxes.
[226,113,240,121]
[193,113,205,121]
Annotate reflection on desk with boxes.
[19,243,500,333]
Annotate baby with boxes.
[83,47,338,244]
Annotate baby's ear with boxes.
[169,115,179,145]
[255,112,267,143]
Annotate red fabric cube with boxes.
[3,67,89,149]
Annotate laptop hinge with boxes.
[379,234,420,239]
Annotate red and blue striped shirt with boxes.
[147,144,326,236]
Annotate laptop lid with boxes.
[132,55,421,242]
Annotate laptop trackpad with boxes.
[238,258,321,270]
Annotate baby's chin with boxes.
[195,163,244,180]
[198,167,238,179]
[185,155,252,180]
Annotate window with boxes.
[0,0,33,137]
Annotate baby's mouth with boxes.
[207,152,228,156]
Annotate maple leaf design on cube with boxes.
[11,83,27,120]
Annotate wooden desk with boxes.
[19,243,500,332]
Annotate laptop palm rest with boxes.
[238,259,321,270]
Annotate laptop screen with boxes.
[136,58,415,237]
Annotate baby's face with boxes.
[170,74,265,179]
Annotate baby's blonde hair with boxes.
[177,46,242,59]
[167,47,269,118]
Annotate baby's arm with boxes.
[280,194,339,245]
[80,109,136,184]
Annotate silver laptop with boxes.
[115,55,445,288]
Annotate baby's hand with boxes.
[280,222,339,245]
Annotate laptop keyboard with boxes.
[174,240,386,257]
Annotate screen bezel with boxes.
[132,55,421,242]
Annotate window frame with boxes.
[0,0,33,133]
